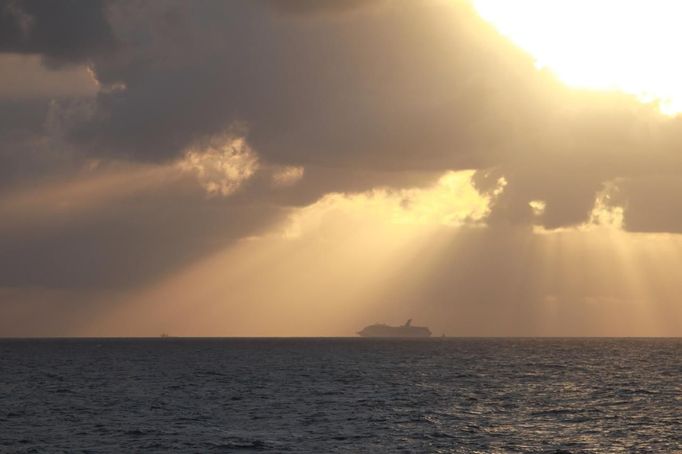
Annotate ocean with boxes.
[0,338,680,453]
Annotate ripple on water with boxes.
[0,338,680,453]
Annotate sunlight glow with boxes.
[0,163,180,229]
[473,0,682,114]
[87,208,451,337]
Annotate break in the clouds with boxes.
[1,0,682,336]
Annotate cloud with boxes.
[282,170,494,239]
[612,175,682,233]
[38,0,677,237]
[5,0,682,236]
[271,165,304,188]
[66,0,534,169]
[179,134,259,197]
[0,0,117,66]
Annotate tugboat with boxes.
[357,319,431,338]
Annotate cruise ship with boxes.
[358,319,431,338]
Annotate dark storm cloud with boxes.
[75,0,535,170]
[0,98,97,192]
[4,0,682,300]
[0,0,116,66]
[0,98,47,134]
[614,175,682,233]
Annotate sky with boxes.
[1,0,682,337]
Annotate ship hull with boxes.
[358,326,431,338]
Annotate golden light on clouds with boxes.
[271,165,304,187]
[179,136,258,196]
[283,170,496,239]
[589,182,624,230]
[472,0,682,114]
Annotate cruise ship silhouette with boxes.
[358,319,431,338]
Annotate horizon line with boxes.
[1,335,680,340]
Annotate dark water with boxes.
[1,338,680,453]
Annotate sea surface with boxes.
[0,338,680,453]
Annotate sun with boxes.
[472,0,682,115]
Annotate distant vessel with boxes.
[358,319,431,338]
